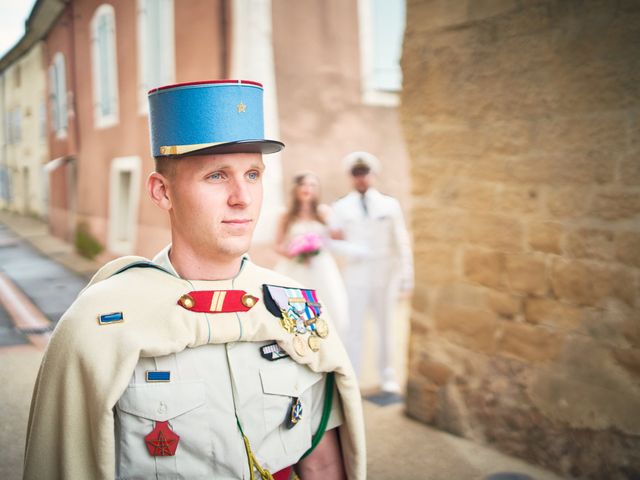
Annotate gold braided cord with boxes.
[241,433,274,480]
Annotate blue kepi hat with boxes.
[148,80,284,157]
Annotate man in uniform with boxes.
[24,81,365,479]
[331,152,413,393]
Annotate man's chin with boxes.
[218,239,252,259]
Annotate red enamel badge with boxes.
[177,290,259,313]
[145,421,180,456]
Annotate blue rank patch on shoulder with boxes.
[146,371,171,382]
[98,312,124,325]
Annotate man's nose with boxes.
[228,178,252,206]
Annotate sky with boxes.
[0,0,38,58]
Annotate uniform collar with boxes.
[152,244,250,281]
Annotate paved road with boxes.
[0,213,566,480]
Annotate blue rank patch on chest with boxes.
[145,371,171,382]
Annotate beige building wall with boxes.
[272,0,410,214]
[402,1,640,478]
[3,43,48,217]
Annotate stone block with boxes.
[589,190,640,221]
[481,120,532,156]
[493,2,552,40]
[531,114,627,157]
[505,253,548,295]
[524,297,583,331]
[456,154,511,183]
[418,360,454,386]
[527,221,564,254]
[611,348,640,378]
[488,290,522,318]
[411,286,432,319]
[497,186,541,214]
[566,227,615,261]
[412,205,469,243]
[405,0,470,34]
[615,231,640,268]
[546,187,592,219]
[436,283,488,309]
[423,127,486,157]
[498,322,564,363]
[507,153,614,186]
[435,178,496,211]
[405,379,439,424]
[414,244,459,283]
[550,259,636,307]
[579,302,637,348]
[463,248,505,289]
[465,213,524,251]
[434,304,498,354]
[467,0,519,22]
[619,153,640,186]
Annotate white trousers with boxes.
[345,264,400,383]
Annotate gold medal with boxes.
[315,318,329,338]
[308,335,321,352]
[293,334,307,356]
[280,309,296,334]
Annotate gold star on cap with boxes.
[236,102,246,113]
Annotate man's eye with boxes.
[247,171,260,181]
[208,172,223,180]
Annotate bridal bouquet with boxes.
[287,232,323,263]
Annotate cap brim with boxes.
[164,139,284,157]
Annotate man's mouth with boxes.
[222,219,252,225]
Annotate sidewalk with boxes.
[0,211,566,480]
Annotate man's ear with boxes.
[147,172,172,211]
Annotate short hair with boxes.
[154,156,177,178]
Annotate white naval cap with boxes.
[342,151,381,175]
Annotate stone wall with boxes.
[401,1,640,478]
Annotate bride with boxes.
[274,172,349,339]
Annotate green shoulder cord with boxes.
[301,372,336,459]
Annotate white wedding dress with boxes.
[274,219,349,339]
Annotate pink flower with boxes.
[287,233,323,262]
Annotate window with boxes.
[358,0,406,106]
[108,156,141,254]
[7,108,21,144]
[48,52,68,137]
[91,4,119,128]
[39,100,47,140]
[137,0,175,114]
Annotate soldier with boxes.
[24,81,365,479]
[331,152,414,393]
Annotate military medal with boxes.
[314,318,329,338]
[176,289,259,313]
[308,335,320,352]
[286,397,303,429]
[145,421,180,456]
[293,334,307,356]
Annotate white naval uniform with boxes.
[331,189,413,383]
[114,247,342,479]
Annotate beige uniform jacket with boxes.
[114,247,342,478]
[331,188,414,290]
[24,250,366,479]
